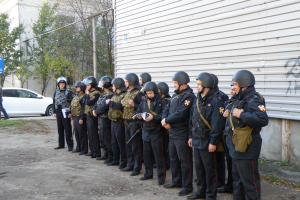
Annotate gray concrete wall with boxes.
[260,118,300,164]
[260,118,282,161]
[289,120,300,164]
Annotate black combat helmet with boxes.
[231,70,255,87]
[196,72,215,88]
[144,81,159,95]
[139,73,152,84]
[112,77,125,89]
[75,81,86,91]
[172,71,190,85]
[210,73,219,88]
[83,76,97,88]
[157,82,169,95]
[99,76,112,89]
[57,76,67,87]
[112,77,127,91]
[125,73,139,86]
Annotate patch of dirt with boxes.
[0,119,299,200]
[0,149,43,167]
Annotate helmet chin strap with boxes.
[200,88,204,94]
[238,87,244,94]
[178,84,182,91]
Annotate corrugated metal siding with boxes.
[114,0,300,120]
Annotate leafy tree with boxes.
[0,13,24,86]
[31,2,58,95]
[31,2,77,95]
[53,0,115,78]
[15,41,33,88]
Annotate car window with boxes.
[3,90,19,97]
[18,90,38,98]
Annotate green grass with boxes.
[258,157,268,166]
[0,120,26,126]
[273,161,300,168]
[258,160,267,166]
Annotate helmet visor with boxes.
[57,77,67,83]
[83,78,92,85]
[98,80,104,88]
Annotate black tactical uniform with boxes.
[70,81,87,154]
[211,73,229,188]
[53,77,74,150]
[137,82,168,185]
[119,73,145,176]
[188,73,225,200]
[162,71,195,195]
[93,76,114,163]
[83,76,101,158]
[107,77,127,168]
[226,70,268,200]
[219,92,237,193]
[157,82,171,170]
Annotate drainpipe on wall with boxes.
[282,119,290,162]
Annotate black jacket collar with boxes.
[174,85,193,95]
[198,89,215,102]
[238,86,256,100]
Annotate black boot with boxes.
[104,151,113,164]
[96,149,108,160]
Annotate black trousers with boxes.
[169,137,193,191]
[164,131,170,169]
[194,148,217,200]
[125,122,142,171]
[101,119,112,153]
[232,158,260,200]
[224,137,233,192]
[143,135,166,182]
[86,115,100,156]
[73,117,88,153]
[216,152,225,187]
[111,120,127,165]
[56,111,73,148]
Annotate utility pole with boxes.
[92,16,96,78]
[24,41,28,89]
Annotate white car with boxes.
[2,88,53,116]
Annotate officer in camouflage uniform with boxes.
[187,73,225,200]
[139,72,151,92]
[137,82,168,185]
[161,71,195,196]
[157,82,171,170]
[225,70,268,200]
[83,76,101,158]
[211,73,229,189]
[68,81,88,155]
[120,73,145,176]
[106,77,128,168]
[93,76,114,164]
[53,76,74,151]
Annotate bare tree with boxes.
[51,0,114,79]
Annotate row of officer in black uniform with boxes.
[53,70,268,200]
